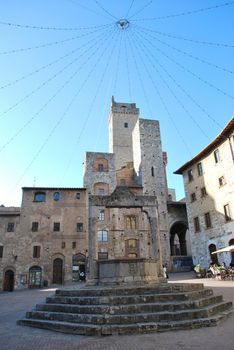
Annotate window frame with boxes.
[53,222,60,232]
[197,162,203,176]
[194,217,200,232]
[76,223,84,232]
[201,187,207,197]
[204,212,212,228]
[191,192,196,202]
[53,192,60,201]
[32,222,39,232]
[7,222,15,232]
[224,204,232,222]
[214,149,220,163]
[218,176,226,187]
[97,229,108,242]
[0,246,3,258]
[188,169,194,182]
[34,192,46,202]
[99,210,105,221]
[33,245,41,258]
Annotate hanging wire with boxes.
[0,28,112,153]
[126,30,193,157]
[123,33,132,101]
[0,20,111,31]
[134,28,224,128]
[138,30,233,75]
[0,28,112,120]
[134,24,234,49]
[125,0,135,18]
[60,28,119,184]
[94,0,118,20]
[128,0,153,20]
[13,27,119,188]
[133,30,212,141]
[0,25,112,55]
[127,31,154,117]
[134,26,234,100]
[131,1,234,21]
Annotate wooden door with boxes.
[3,270,14,291]
[53,258,63,284]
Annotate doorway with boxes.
[28,266,42,288]
[3,270,14,291]
[53,258,63,284]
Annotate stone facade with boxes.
[0,98,190,291]
[175,116,234,269]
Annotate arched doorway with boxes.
[170,222,187,256]
[229,239,234,265]
[72,253,86,281]
[29,266,42,288]
[53,258,63,284]
[209,244,219,265]
[3,270,14,291]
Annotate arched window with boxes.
[34,192,46,202]
[53,192,60,201]
[97,230,108,242]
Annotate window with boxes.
[32,222,39,232]
[77,223,83,232]
[188,169,193,182]
[34,192,46,202]
[191,193,196,202]
[204,212,212,228]
[53,222,60,232]
[224,204,232,222]
[33,246,40,258]
[214,149,220,163]
[98,163,104,172]
[124,122,128,128]
[0,246,3,258]
[219,176,226,187]
[98,188,105,196]
[61,242,66,249]
[127,239,137,248]
[97,230,108,242]
[99,210,105,221]
[194,217,200,232]
[126,216,136,229]
[53,192,60,201]
[76,192,80,200]
[151,166,155,177]
[201,187,207,197]
[197,162,203,176]
[98,252,108,260]
[7,223,14,232]
[72,242,76,249]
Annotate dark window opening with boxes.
[53,222,60,232]
[219,176,226,187]
[224,204,232,221]
[61,242,65,249]
[188,169,193,182]
[33,246,41,258]
[53,192,60,201]
[98,252,108,260]
[124,122,128,128]
[32,222,39,232]
[191,193,196,202]
[76,192,80,200]
[197,162,203,176]
[0,246,3,258]
[194,217,200,232]
[7,223,15,232]
[77,223,83,232]
[151,166,155,177]
[72,242,76,249]
[98,163,104,172]
[214,149,220,163]
[201,187,207,197]
[205,212,212,228]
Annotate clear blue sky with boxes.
[0,0,233,206]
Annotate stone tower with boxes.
[108,96,139,170]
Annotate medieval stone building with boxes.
[0,98,190,291]
[175,116,234,269]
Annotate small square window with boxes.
[214,149,220,163]
[205,212,212,228]
[77,223,83,232]
[201,187,207,197]
[32,222,39,232]
[53,192,60,201]
[191,193,196,202]
[72,242,76,249]
[224,204,231,222]
[194,217,200,232]
[53,222,60,232]
[197,162,203,176]
[219,176,226,187]
[188,169,193,182]
[124,122,128,128]
[7,223,15,232]
[33,246,40,258]
[76,192,80,200]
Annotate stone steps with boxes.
[46,289,213,305]
[18,283,233,335]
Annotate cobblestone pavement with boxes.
[0,273,234,350]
